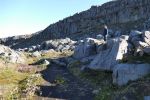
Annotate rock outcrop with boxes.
[18,38,76,52]
[88,37,128,71]
[0,44,25,63]
[73,38,104,59]
[40,38,76,52]
[128,30,150,56]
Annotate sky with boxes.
[0,0,111,38]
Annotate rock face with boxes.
[0,45,25,63]
[73,38,104,59]
[113,64,150,86]
[88,38,128,71]
[41,0,150,38]
[2,0,150,49]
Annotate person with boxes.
[103,25,108,41]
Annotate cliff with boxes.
[2,0,150,48]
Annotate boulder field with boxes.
[73,30,150,86]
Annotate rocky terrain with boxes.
[0,0,150,100]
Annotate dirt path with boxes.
[37,64,95,100]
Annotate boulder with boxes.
[113,64,150,86]
[42,59,50,65]
[129,30,142,37]
[73,38,103,59]
[32,51,41,57]
[56,45,63,52]
[31,46,36,51]
[129,30,142,42]
[59,37,71,44]
[0,44,25,63]
[88,38,128,71]
[40,40,57,50]
[142,31,150,46]
[96,34,104,40]
[143,46,150,54]
[144,96,150,100]
[131,36,142,47]
[40,38,76,52]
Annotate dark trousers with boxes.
[104,35,106,41]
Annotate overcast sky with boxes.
[0,0,111,38]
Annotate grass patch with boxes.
[23,50,73,65]
[0,68,29,84]
[23,52,39,64]
[0,62,44,99]
[80,70,112,85]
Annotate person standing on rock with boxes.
[103,25,108,41]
